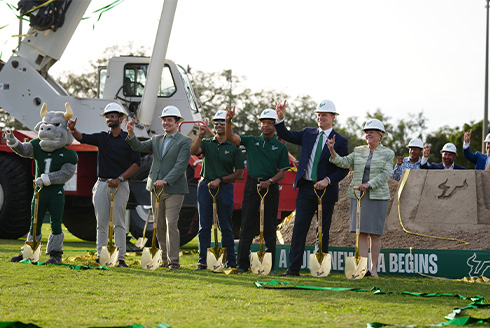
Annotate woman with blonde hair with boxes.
[327,118,394,277]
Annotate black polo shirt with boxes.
[81,130,141,179]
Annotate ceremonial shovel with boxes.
[309,187,331,277]
[23,182,42,262]
[345,187,368,279]
[134,207,151,249]
[206,186,226,272]
[250,184,272,275]
[99,184,120,267]
[141,186,164,270]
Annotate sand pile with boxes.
[275,171,489,250]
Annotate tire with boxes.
[0,154,33,239]
[62,195,96,241]
[129,156,199,246]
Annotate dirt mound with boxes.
[276,171,490,250]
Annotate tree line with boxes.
[1,45,486,169]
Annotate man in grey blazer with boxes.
[126,106,192,270]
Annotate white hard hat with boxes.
[485,133,490,143]
[257,108,278,122]
[440,142,457,154]
[101,103,128,118]
[407,138,424,149]
[314,99,338,115]
[362,118,386,134]
[160,105,184,121]
[212,110,227,121]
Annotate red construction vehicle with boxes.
[0,0,298,245]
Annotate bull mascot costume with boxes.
[6,103,78,264]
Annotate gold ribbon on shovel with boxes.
[100,184,120,267]
[250,184,272,275]
[141,186,164,270]
[206,185,227,272]
[23,181,43,262]
[345,187,368,279]
[309,187,332,277]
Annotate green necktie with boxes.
[311,132,324,181]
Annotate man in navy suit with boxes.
[420,143,466,170]
[462,130,490,170]
[275,99,349,276]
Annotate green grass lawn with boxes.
[1,224,490,328]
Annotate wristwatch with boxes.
[118,175,125,181]
[268,178,274,184]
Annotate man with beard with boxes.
[463,130,490,170]
[420,143,465,170]
[392,138,425,181]
[225,107,290,273]
[68,103,141,267]
[191,110,244,272]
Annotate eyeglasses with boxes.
[213,120,226,125]
[105,114,119,119]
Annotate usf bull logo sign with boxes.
[466,253,490,277]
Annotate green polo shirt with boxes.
[240,134,290,178]
[200,137,245,180]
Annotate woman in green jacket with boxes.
[327,119,394,277]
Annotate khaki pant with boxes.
[93,180,129,261]
[152,191,184,267]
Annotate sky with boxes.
[0,0,489,136]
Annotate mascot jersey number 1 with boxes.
[6,103,78,264]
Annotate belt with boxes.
[247,175,271,183]
[98,178,127,182]
[301,176,314,184]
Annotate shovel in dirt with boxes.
[206,186,227,272]
[135,207,151,249]
[23,182,43,262]
[141,186,164,270]
[250,184,272,275]
[345,187,368,280]
[100,184,120,267]
[309,187,332,277]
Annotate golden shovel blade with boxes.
[23,242,42,262]
[309,252,331,277]
[141,247,162,270]
[250,251,272,275]
[345,255,368,280]
[100,245,119,267]
[206,248,227,272]
[134,237,148,249]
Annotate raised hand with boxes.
[423,144,431,157]
[125,118,135,136]
[4,129,17,146]
[67,117,77,131]
[396,156,404,165]
[275,100,287,120]
[326,135,336,152]
[225,106,236,122]
[463,129,472,143]
[197,118,208,138]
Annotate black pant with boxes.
[237,177,279,270]
[288,177,335,272]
